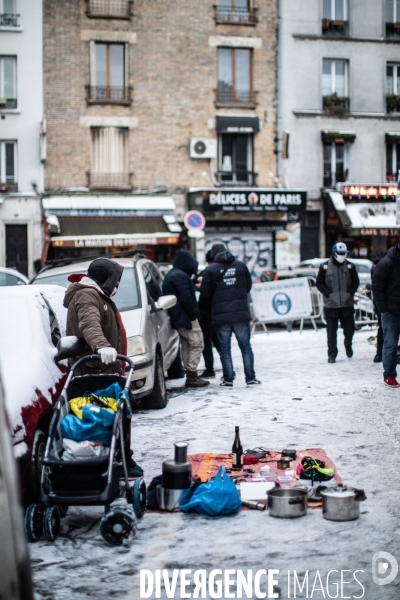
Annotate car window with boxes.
[33,267,140,312]
[0,272,24,286]
[354,264,370,274]
[142,264,162,303]
[148,263,164,290]
[42,297,62,347]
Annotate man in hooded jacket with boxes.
[200,243,260,387]
[163,249,209,388]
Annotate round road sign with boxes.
[184,210,206,230]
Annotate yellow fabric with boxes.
[69,396,118,420]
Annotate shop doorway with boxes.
[5,224,28,276]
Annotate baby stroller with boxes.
[25,341,147,546]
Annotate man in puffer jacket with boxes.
[200,243,260,388]
[163,249,209,388]
[316,242,359,363]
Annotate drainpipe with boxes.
[276,0,283,187]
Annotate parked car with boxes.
[296,258,373,287]
[155,262,173,278]
[0,267,29,286]
[32,256,181,409]
[257,269,278,283]
[0,285,68,506]
[0,370,34,600]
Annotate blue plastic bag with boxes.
[180,466,242,516]
[60,404,115,446]
[86,382,123,400]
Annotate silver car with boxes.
[32,256,182,409]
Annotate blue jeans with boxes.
[381,312,400,377]
[216,321,256,383]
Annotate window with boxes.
[323,141,349,187]
[0,56,17,109]
[385,0,400,37]
[0,0,18,27]
[322,0,348,35]
[322,59,349,115]
[386,142,400,181]
[386,64,400,113]
[89,127,130,189]
[217,48,255,106]
[215,0,257,24]
[87,42,130,103]
[217,133,255,185]
[0,141,17,190]
[86,0,132,19]
[142,264,162,304]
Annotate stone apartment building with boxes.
[42,0,306,272]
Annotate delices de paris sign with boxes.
[196,189,307,213]
[251,278,312,324]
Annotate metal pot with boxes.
[267,487,308,518]
[320,484,366,521]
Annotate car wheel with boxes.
[167,347,184,379]
[27,429,49,504]
[141,353,168,409]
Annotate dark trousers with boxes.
[199,315,220,371]
[325,307,355,358]
[381,313,400,378]
[216,321,255,383]
[374,304,383,357]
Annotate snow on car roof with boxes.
[34,257,135,278]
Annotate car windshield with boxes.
[0,272,25,286]
[33,266,140,312]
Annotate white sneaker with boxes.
[247,379,261,387]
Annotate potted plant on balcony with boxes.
[386,94,400,114]
[323,93,349,116]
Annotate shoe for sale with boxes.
[384,376,400,388]
[199,369,215,378]
[373,354,382,363]
[299,456,334,481]
[220,378,233,387]
[246,379,261,387]
[328,356,336,363]
[346,347,353,358]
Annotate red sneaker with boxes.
[384,376,400,388]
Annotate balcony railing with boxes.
[386,22,400,39]
[323,170,344,188]
[86,85,132,105]
[322,94,350,116]
[215,171,258,186]
[0,98,17,109]
[213,5,257,25]
[321,19,348,36]
[386,94,400,114]
[215,88,258,108]
[86,0,132,18]
[87,171,132,190]
[0,182,18,192]
[0,13,19,26]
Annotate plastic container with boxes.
[264,471,278,480]
[260,465,270,475]
[285,468,295,477]
[277,475,292,487]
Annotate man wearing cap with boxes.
[316,242,360,363]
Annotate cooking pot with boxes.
[267,487,308,518]
[320,484,366,521]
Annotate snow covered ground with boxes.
[30,328,400,599]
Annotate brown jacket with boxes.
[64,278,122,375]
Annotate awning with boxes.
[325,192,397,235]
[216,115,260,133]
[327,191,352,227]
[321,130,356,143]
[385,132,400,142]
[43,195,176,215]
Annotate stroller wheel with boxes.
[25,503,43,543]
[100,506,136,546]
[43,505,61,542]
[132,477,147,519]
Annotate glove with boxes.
[98,347,117,365]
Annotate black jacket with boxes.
[372,245,400,315]
[200,250,252,326]
[316,257,359,308]
[162,249,199,330]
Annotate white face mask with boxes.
[334,253,346,264]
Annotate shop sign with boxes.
[342,184,398,200]
[359,228,399,237]
[191,189,307,213]
[52,236,179,248]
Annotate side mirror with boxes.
[155,294,177,311]
[55,336,90,363]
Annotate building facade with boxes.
[43,0,293,273]
[281,0,400,260]
[0,0,44,277]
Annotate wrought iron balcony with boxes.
[321,19,349,36]
[322,94,350,116]
[0,98,17,109]
[87,171,132,190]
[213,5,257,25]
[386,94,400,114]
[0,13,19,26]
[0,182,18,193]
[86,85,132,105]
[86,0,132,18]
[215,88,258,108]
[215,170,257,186]
[386,22,400,39]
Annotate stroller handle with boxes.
[70,353,134,373]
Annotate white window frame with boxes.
[322,0,347,21]
[0,140,17,184]
[386,0,400,23]
[322,59,348,96]
[0,0,16,14]
[323,141,350,187]
[386,141,400,180]
[387,63,400,95]
[0,56,17,101]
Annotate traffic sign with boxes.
[184,210,206,230]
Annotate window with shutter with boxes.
[89,127,130,189]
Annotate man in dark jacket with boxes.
[163,249,209,388]
[316,242,359,363]
[370,251,387,363]
[196,250,221,378]
[372,243,400,387]
[200,243,260,387]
